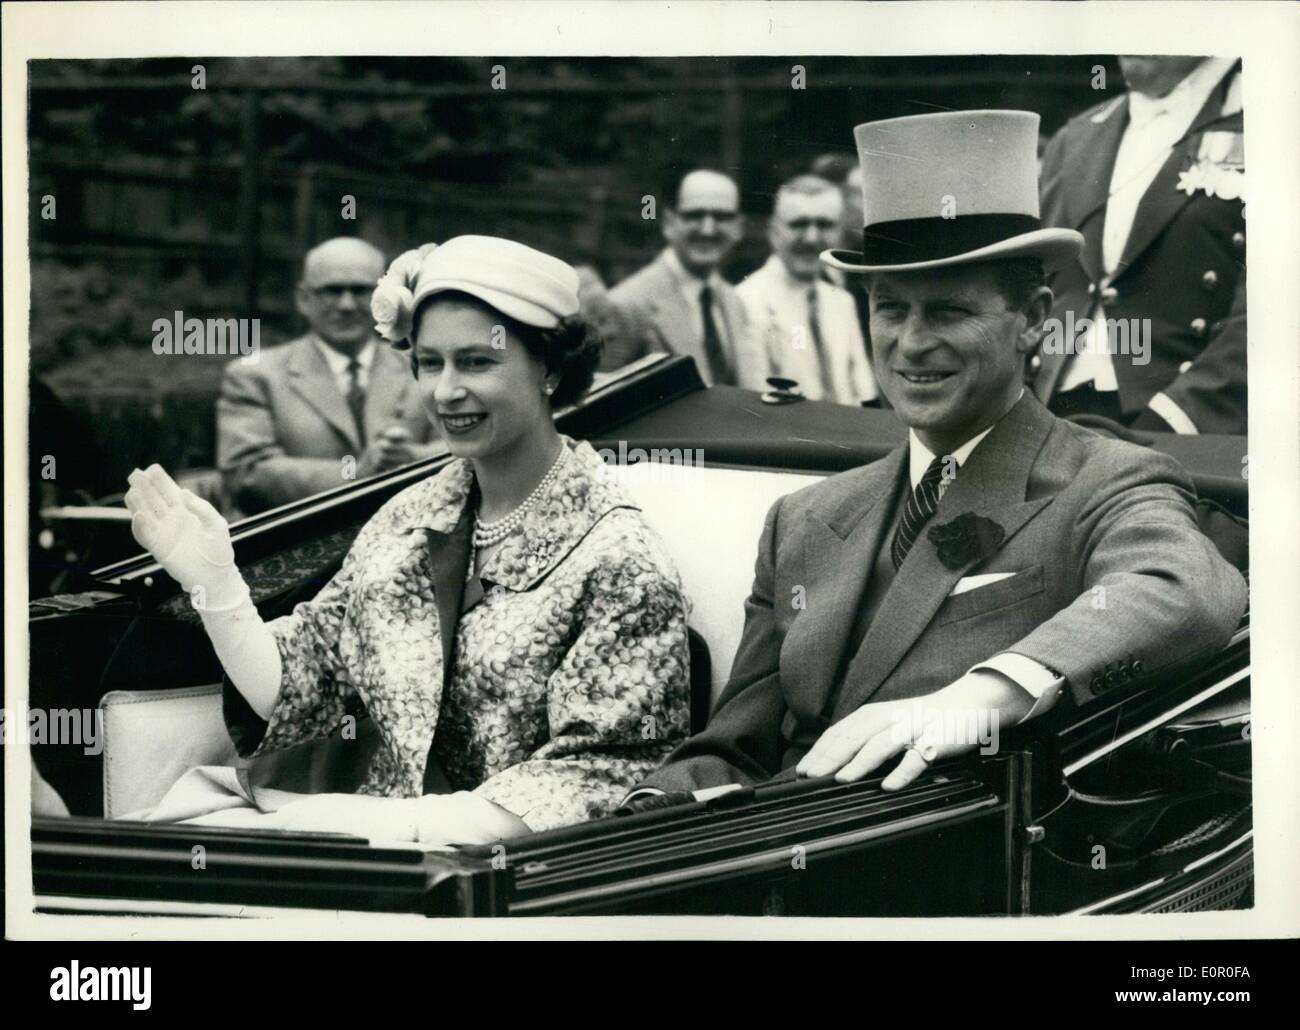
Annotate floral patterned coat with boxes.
[223,438,692,831]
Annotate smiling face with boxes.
[663,170,743,277]
[867,263,1050,454]
[770,185,843,282]
[296,238,385,352]
[411,296,555,461]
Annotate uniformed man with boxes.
[1034,56,1246,435]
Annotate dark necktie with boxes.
[698,284,734,386]
[891,455,949,569]
[346,357,367,447]
[807,285,835,398]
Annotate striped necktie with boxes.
[891,455,948,569]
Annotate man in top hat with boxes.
[736,174,878,405]
[1033,57,1246,435]
[218,237,442,515]
[602,168,761,387]
[631,111,1246,799]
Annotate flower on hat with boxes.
[372,242,437,346]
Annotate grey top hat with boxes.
[822,110,1084,274]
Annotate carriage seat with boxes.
[101,461,816,817]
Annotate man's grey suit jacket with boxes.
[602,249,762,387]
[217,334,438,514]
[641,392,1248,792]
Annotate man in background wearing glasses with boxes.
[603,168,762,387]
[736,175,878,405]
[217,237,440,515]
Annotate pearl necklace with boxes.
[472,445,568,548]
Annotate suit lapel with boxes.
[364,344,413,438]
[287,337,362,450]
[832,395,1056,716]
[1069,96,1129,286]
[644,254,697,359]
[1117,66,1239,274]
[781,448,906,724]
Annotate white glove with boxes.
[124,464,244,610]
[124,464,281,719]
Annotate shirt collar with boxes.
[662,247,721,298]
[313,335,376,377]
[907,388,1023,489]
[390,437,639,592]
[762,253,819,295]
[1127,57,1236,128]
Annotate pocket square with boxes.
[949,572,1019,596]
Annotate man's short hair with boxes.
[662,165,735,211]
[863,256,1046,312]
[988,257,1047,313]
[809,153,857,186]
[775,174,840,207]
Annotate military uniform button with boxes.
[1101,287,1118,306]
[1179,361,1193,374]
[1087,282,1097,297]
[1202,270,1219,290]
[1232,232,1245,250]
[1132,658,1145,674]
[1030,354,1042,371]
[1191,317,1208,337]
[1089,673,1103,693]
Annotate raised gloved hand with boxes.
[124,464,244,609]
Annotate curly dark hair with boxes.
[410,291,604,409]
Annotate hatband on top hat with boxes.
[822,110,1083,274]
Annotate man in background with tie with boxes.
[602,168,760,387]
[218,237,440,515]
[630,110,1245,802]
[1034,56,1246,434]
[736,174,878,404]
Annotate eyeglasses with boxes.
[308,284,375,302]
[782,218,839,232]
[676,209,740,224]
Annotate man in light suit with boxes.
[736,174,878,404]
[633,111,1247,799]
[602,169,760,387]
[218,237,440,515]
[1033,57,1246,435]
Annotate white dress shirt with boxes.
[662,247,730,351]
[737,255,877,404]
[313,336,376,398]
[1059,57,1237,400]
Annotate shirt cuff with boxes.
[969,652,1065,725]
[1148,392,1199,435]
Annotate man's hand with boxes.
[373,426,420,470]
[795,670,1034,790]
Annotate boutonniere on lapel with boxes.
[927,513,1006,571]
[1177,131,1245,202]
